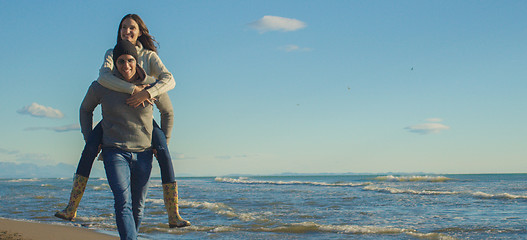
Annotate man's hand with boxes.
[127,88,152,108]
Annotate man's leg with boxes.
[103,148,136,240]
[130,150,153,230]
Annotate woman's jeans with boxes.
[76,120,175,183]
[103,148,153,240]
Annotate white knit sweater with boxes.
[97,42,175,98]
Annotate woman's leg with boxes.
[55,123,103,221]
[151,120,175,184]
[151,120,190,228]
[162,181,190,228]
[76,122,103,177]
[130,150,153,231]
[103,148,137,240]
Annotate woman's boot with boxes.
[162,182,191,228]
[54,174,89,221]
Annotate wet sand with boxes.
[0,218,118,240]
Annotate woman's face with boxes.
[120,18,141,45]
[116,55,137,81]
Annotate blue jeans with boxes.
[103,148,153,240]
[76,120,176,184]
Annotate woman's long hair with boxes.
[117,14,158,53]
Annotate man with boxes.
[79,40,174,240]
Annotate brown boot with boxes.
[54,174,89,221]
[163,182,191,228]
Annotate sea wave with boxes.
[267,222,455,239]
[184,200,262,222]
[91,183,109,191]
[363,185,458,195]
[75,216,110,222]
[149,183,163,188]
[471,191,527,200]
[146,198,165,205]
[363,185,527,200]
[374,175,453,182]
[147,198,277,223]
[141,224,241,234]
[215,177,371,187]
[263,222,409,234]
[6,178,40,183]
[141,221,454,239]
[435,226,523,234]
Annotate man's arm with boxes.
[79,82,102,141]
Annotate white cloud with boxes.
[171,152,188,160]
[15,153,53,163]
[24,124,80,132]
[405,123,450,135]
[279,44,313,52]
[248,15,306,33]
[17,102,64,119]
[215,154,252,160]
[0,147,19,155]
[426,118,443,122]
[0,161,76,178]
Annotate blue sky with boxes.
[1,0,526,176]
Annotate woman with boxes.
[55,14,189,228]
[81,39,168,239]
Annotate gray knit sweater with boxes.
[80,67,174,152]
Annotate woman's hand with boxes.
[127,87,152,108]
[132,85,147,95]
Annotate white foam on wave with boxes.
[7,178,40,183]
[363,185,458,195]
[215,177,370,187]
[364,185,527,201]
[141,221,456,239]
[258,222,455,239]
[75,216,109,222]
[471,191,527,200]
[142,224,240,234]
[149,183,163,188]
[374,175,453,182]
[91,183,109,190]
[140,220,455,238]
[406,231,457,240]
[267,222,407,234]
[184,200,261,222]
[146,198,165,205]
[209,226,239,232]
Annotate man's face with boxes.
[116,54,136,81]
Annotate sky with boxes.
[0,0,526,177]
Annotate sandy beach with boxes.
[0,218,118,240]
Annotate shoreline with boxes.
[0,218,118,240]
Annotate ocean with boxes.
[0,174,526,239]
